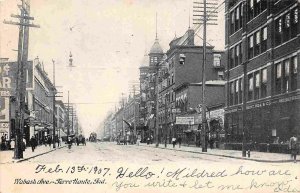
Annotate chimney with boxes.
[187,28,194,46]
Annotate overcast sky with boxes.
[0,0,225,136]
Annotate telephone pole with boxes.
[67,91,70,137]
[193,0,218,152]
[3,0,40,159]
[133,85,137,142]
[52,59,56,148]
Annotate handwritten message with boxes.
[9,164,300,193]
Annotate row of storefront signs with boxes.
[175,108,225,126]
[0,61,34,136]
[225,94,300,114]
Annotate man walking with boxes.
[289,135,298,163]
[172,136,176,148]
[30,136,37,152]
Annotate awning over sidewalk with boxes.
[59,129,67,137]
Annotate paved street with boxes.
[24,142,296,166]
[1,142,299,193]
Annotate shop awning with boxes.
[0,129,8,133]
[59,129,67,137]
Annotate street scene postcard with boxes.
[0,0,300,193]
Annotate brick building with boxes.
[139,36,164,142]
[156,28,226,145]
[224,0,300,151]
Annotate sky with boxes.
[0,0,225,136]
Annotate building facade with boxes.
[225,0,300,151]
[31,59,56,144]
[139,37,164,142]
[55,100,67,138]
[156,28,226,145]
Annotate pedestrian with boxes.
[47,136,52,148]
[22,137,26,151]
[289,135,298,163]
[137,135,141,146]
[147,137,150,145]
[44,137,48,147]
[30,136,37,152]
[209,138,214,149]
[10,139,15,150]
[1,134,6,150]
[172,137,176,148]
[177,136,182,148]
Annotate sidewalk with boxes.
[139,143,300,163]
[0,145,66,164]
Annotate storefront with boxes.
[225,94,300,152]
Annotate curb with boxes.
[15,145,67,163]
[138,144,299,163]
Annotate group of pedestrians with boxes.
[171,136,182,148]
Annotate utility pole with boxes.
[121,93,125,143]
[193,0,218,152]
[67,91,70,137]
[133,85,137,143]
[241,0,248,157]
[164,97,168,148]
[4,0,39,159]
[155,64,160,147]
[52,59,56,148]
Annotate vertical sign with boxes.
[0,61,34,134]
[0,62,12,134]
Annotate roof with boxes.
[149,38,163,54]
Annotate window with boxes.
[248,35,254,59]
[249,0,254,20]
[230,3,243,35]
[248,74,253,101]
[248,0,267,22]
[254,31,260,56]
[249,27,268,59]
[239,44,243,63]
[276,9,299,46]
[230,48,234,68]
[261,68,267,98]
[231,11,235,34]
[179,54,186,65]
[261,26,267,52]
[291,56,298,91]
[275,63,282,94]
[291,8,298,38]
[235,80,239,104]
[283,60,290,92]
[239,78,243,104]
[213,54,221,67]
[254,72,260,99]
[230,43,242,69]
[235,46,239,65]
[218,71,224,80]
[285,14,290,28]
[294,9,298,24]
[230,82,234,105]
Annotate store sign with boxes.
[246,101,270,110]
[0,97,9,133]
[278,95,300,103]
[0,61,33,134]
[176,116,194,125]
[0,61,34,97]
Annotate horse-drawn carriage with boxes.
[76,134,86,146]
